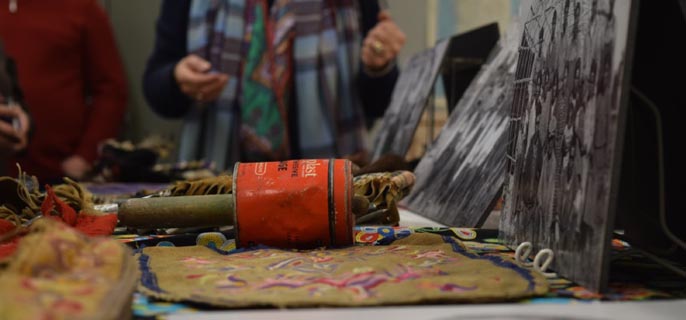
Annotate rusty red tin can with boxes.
[232,159,354,249]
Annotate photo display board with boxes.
[371,39,449,161]
[401,27,519,228]
[500,0,637,292]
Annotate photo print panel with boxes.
[371,39,449,161]
[500,0,638,292]
[401,26,520,227]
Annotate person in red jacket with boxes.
[0,0,127,182]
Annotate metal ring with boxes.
[372,40,384,54]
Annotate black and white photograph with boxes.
[500,0,636,291]
[401,28,519,227]
[371,39,449,161]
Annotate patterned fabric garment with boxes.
[0,219,138,320]
[132,228,685,317]
[182,0,367,168]
[137,233,548,308]
[239,0,287,160]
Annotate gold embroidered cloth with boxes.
[138,233,547,307]
[0,219,138,320]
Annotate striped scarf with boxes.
[181,0,367,169]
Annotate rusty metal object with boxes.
[118,159,360,249]
[233,159,354,248]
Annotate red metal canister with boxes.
[232,159,354,249]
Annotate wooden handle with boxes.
[118,193,369,229]
[118,194,234,228]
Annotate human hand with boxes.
[61,155,91,180]
[174,54,229,102]
[361,10,406,71]
[0,104,29,155]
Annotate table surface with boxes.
[167,300,686,320]
[398,208,447,227]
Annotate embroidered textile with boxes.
[138,233,547,307]
[0,219,138,320]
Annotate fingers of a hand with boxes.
[361,45,373,66]
[202,76,229,101]
[179,83,193,96]
[362,39,377,62]
[180,70,223,86]
[361,45,389,68]
[179,74,226,98]
[369,24,404,55]
[185,74,228,101]
[175,55,216,90]
[17,110,30,136]
[0,119,17,136]
[362,49,390,68]
[0,114,24,150]
[365,35,392,60]
[184,54,212,73]
[378,10,392,21]
[387,23,407,50]
[375,22,405,47]
[0,105,20,117]
[0,130,21,149]
[364,35,388,57]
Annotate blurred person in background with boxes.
[0,38,31,167]
[144,0,405,170]
[0,0,128,182]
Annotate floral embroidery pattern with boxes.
[139,234,547,307]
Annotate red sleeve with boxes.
[75,0,128,163]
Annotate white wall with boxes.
[103,0,183,148]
